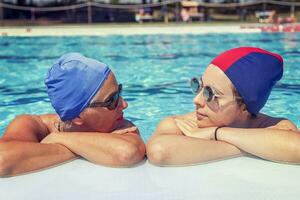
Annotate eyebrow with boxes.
[200,77,224,95]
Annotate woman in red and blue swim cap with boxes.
[147,47,299,166]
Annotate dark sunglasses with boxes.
[190,77,241,107]
[88,84,122,110]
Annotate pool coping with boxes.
[0,23,262,36]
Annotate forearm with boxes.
[147,134,244,166]
[0,141,76,177]
[52,132,145,167]
[218,128,300,163]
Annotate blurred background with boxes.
[0,0,299,25]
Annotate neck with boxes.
[57,121,89,132]
[230,113,255,128]
[66,125,91,132]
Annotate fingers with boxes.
[175,120,190,131]
[182,119,198,128]
[174,119,192,136]
[175,119,194,130]
[112,129,127,134]
[112,126,137,134]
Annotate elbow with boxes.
[0,141,18,177]
[293,145,300,163]
[115,142,146,167]
[283,140,300,164]
[283,149,300,164]
[0,152,12,177]
[146,136,169,166]
[273,143,300,164]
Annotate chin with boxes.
[196,119,217,128]
[96,124,114,133]
[108,124,117,133]
[103,119,119,133]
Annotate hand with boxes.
[112,126,138,135]
[174,119,216,140]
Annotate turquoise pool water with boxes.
[0,33,299,141]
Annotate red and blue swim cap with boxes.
[211,47,283,114]
[45,53,111,121]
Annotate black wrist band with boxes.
[214,126,224,141]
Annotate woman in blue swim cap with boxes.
[0,53,145,177]
[147,47,299,166]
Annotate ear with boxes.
[241,103,248,111]
[239,103,249,115]
[72,117,84,126]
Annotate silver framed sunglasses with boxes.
[190,77,242,109]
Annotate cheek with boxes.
[98,111,117,131]
[210,114,234,126]
[200,106,239,127]
[85,110,117,132]
[212,107,240,126]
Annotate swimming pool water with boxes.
[0,33,300,141]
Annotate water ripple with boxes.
[0,86,46,96]
[281,51,300,56]
[0,96,48,106]
[275,83,300,92]
[0,55,57,61]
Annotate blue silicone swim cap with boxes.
[45,53,111,121]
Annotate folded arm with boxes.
[178,118,300,163]
[216,123,300,164]
[148,113,300,166]
[0,115,76,177]
[42,120,146,167]
[0,141,77,177]
[147,116,244,166]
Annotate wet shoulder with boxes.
[2,114,54,141]
[252,113,297,130]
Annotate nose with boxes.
[118,96,128,110]
[193,90,205,108]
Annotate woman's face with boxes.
[79,72,128,132]
[193,64,244,127]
